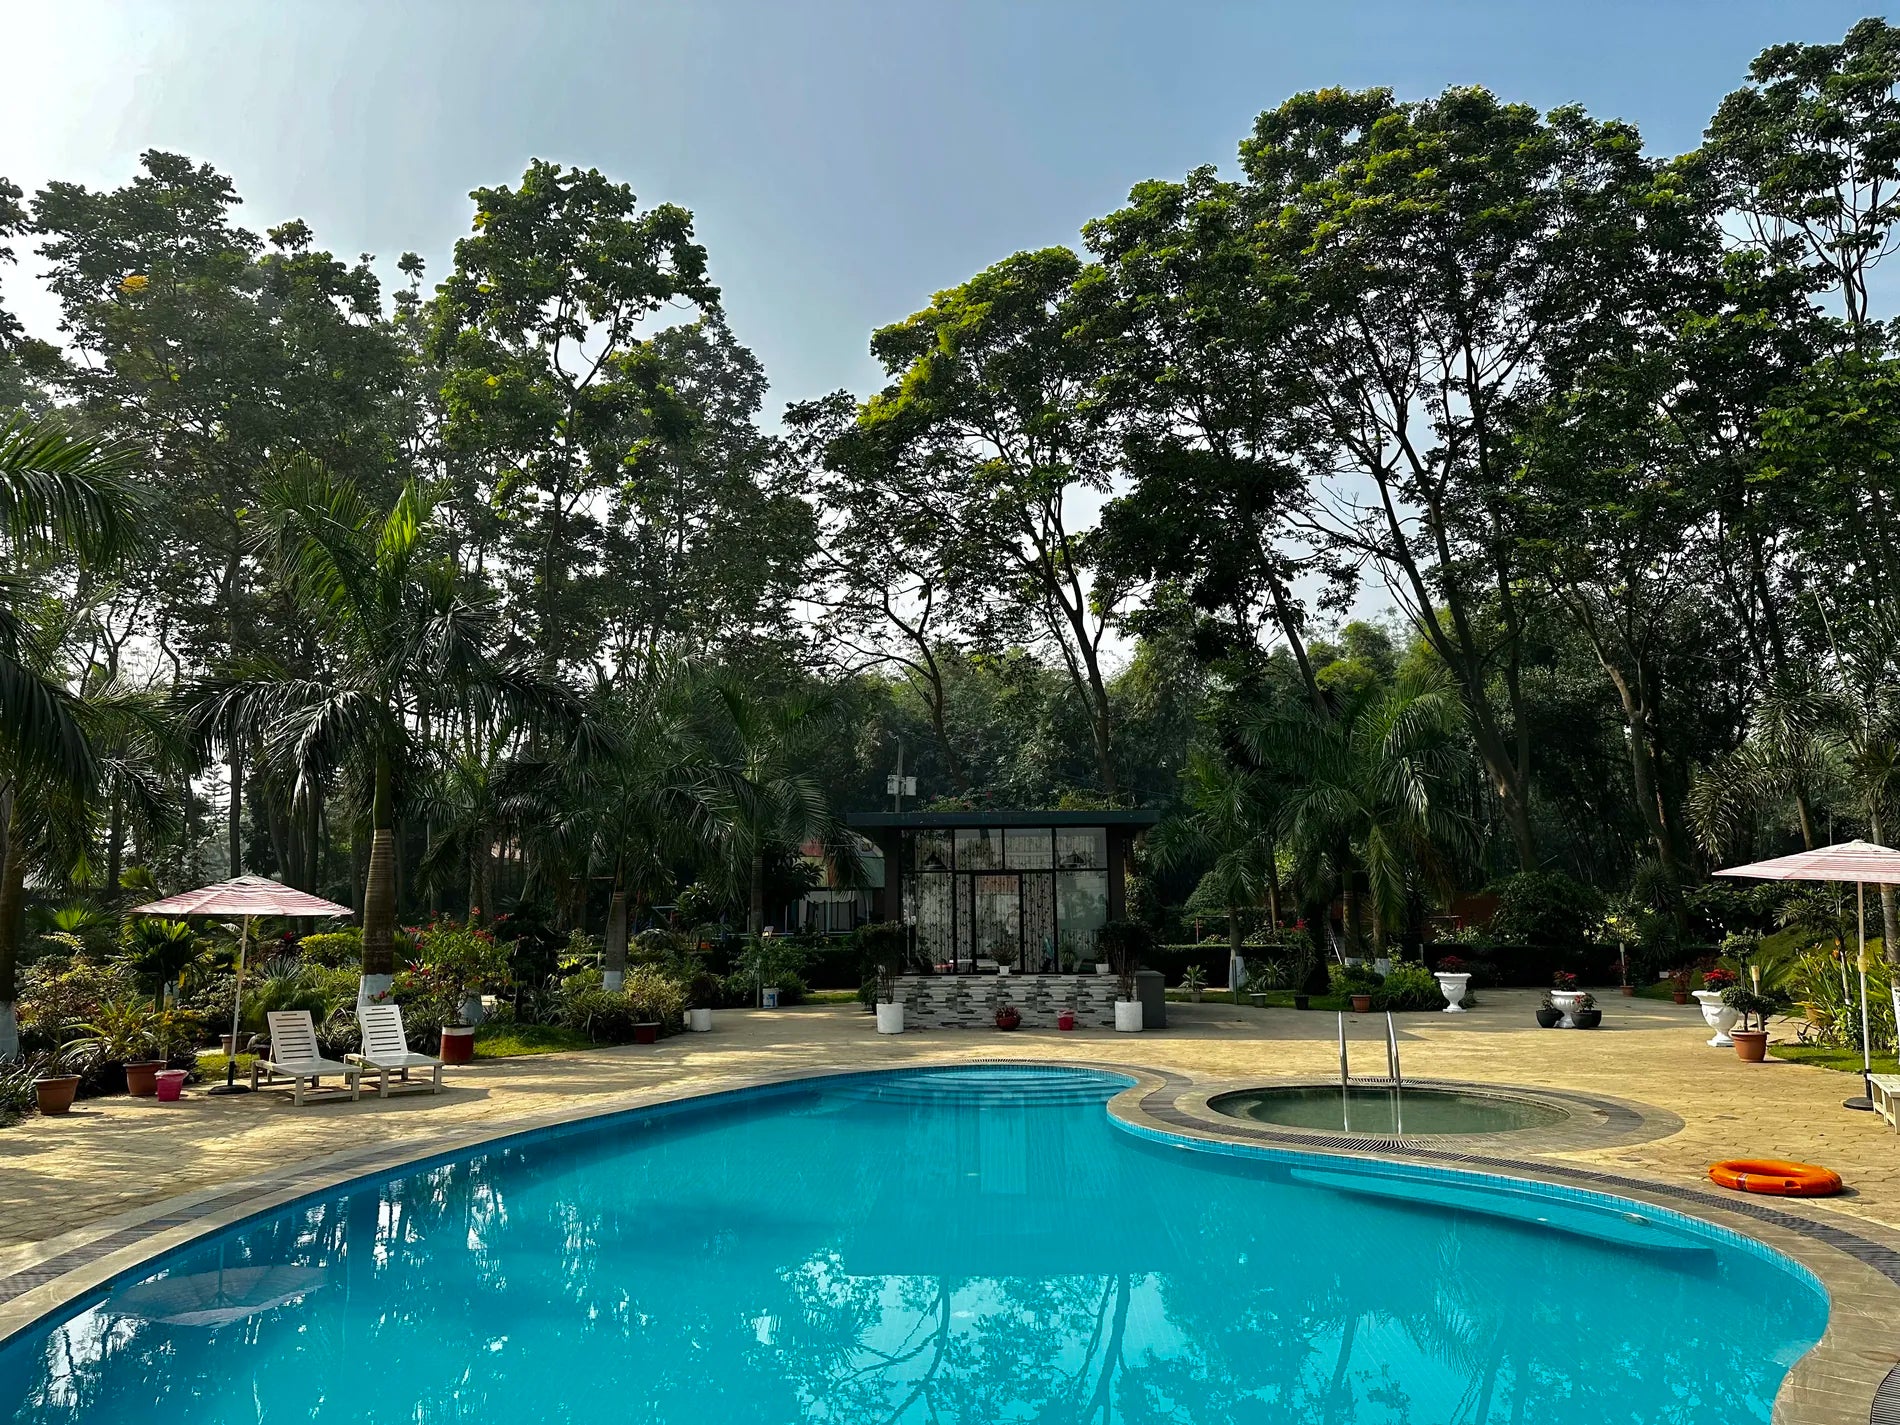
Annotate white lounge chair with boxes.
[250,1011,362,1105]
[1871,1073,1900,1132]
[348,1003,444,1097]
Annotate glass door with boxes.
[971,873,1021,969]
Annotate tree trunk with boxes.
[603,869,629,992]
[748,852,766,937]
[1227,905,1242,997]
[227,739,244,878]
[1873,809,1900,969]
[0,794,21,1059]
[1264,839,1282,927]
[105,790,125,902]
[359,754,397,999]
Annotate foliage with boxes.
[1721,985,1781,1033]
[296,930,362,969]
[1486,873,1603,949]
[63,996,157,1066]
[853,920,908,1003]
[1373,963,1447,1013]
[1786,949,1894,1051]
[1328,963,1382,999]
[408,917,513,1021]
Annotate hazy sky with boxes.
[1,0,1881,413]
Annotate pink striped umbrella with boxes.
[132,876,352,1095]
[1715,839,1900,1108]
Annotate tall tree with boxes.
[430,160,719,674]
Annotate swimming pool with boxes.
[0,1065,1826,1423]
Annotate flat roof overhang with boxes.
[844,809,1159,830]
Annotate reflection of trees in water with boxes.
[0,1092,1828,1425]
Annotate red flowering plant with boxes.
[376,917,513,1030]
[1550,970,1579,992]
[1434,955,1467,974]
[1700,967,1739,993]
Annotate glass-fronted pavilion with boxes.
[845,809,1159,973]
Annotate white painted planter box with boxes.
[1114,1000,1144,1032]
[875,1002,905,1034]
[687,1007,712,1032]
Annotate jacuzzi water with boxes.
[0,1066,1826,1424]
[1214,1084,1569,1135]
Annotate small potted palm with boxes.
[1722,984,1778,1063]
[1182,964,1207,1003]
[32,1050,82,1115]
[1100,920,1151,1032]
[857,922,907,1034]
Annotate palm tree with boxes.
[0,414,144,1058]
[195,459,576,997]
[682,679,856,936]
[1148,748,1277,992]
[1244,668,1475,959]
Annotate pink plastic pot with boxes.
[154,1070,188,1103]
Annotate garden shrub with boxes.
[622,965,687,1029]
[632,928,693,965]
[1373,963,1447,1012]
[1328,962,1382,998]
[296,930,361,968]
[17,954,141,1052]
[1485,871,1602,948]
[558,987,643,1042]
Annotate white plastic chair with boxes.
[251,1011,362,1105]
[348,1003,445,1097]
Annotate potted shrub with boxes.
[1432,954,1472,1013]
[1328,962,1380,1014]
[1100,920,1151,1032]
[1293,992,1311,1011]
[65,997,158,1095]
[1182,964,1207,1003]
[1548,971,1587,1027]
[858,922,907,1035]
[1666,966,1692,1006]
[1693,967,1740,1047]
[32,1051,81,1115]
[1723,985,1777,1063]
[1535,992,1563,1029]
[995,1003,1021,1031]
[1573,993,1602,1030]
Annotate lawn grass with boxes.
[473,1023,593,1058]
[193,1051,256,1082]
[804,989,862,1006]
[1768,1043,1900,1075]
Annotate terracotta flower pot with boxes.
[124,1061,165,1097]
[1732,1029,1769,1063]
[439,1025,476,1064]
[1350,994,1372,1014]
[1620,985,1635,996]
[220,1033,239,1056]
[1672,992,1689,1005]
[34,1075,80,1115]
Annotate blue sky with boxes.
[1,1,1882,410]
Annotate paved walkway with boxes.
[6,987,1899,1267]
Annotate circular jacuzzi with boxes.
[1212,1083,1569,1136]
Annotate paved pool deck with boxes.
[5,987,1900,1423]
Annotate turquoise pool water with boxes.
[0,1066,1827,1423]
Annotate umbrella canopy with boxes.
[130,874,352,920]
[111,1265,327,1327]
[1714,838,1900,885]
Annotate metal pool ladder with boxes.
[1337,1012,1405,1136]
[1336,1011,1403,1089]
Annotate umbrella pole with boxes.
[1848,882,1874,1112]
[208,913,253,1096]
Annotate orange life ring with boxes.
[1708,1159,1842,1197]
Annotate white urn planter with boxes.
[1434,972,1471,1013]
[1549,989,1588,1029]
[875,1001,905,1035]
[1094,962,1113,976]
[1114,999,1144,1032]
[687,1007,713,1033]
[1693,989,1739,1047]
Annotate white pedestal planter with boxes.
[875,1002,905,1034]
[1434,972,1471,1013]
[1114,999,1144,1032]
[1693,989,1739,1047]
[687,1007,712,1032]
[1549,989,1587,1029]
[1094,962,1112,976]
